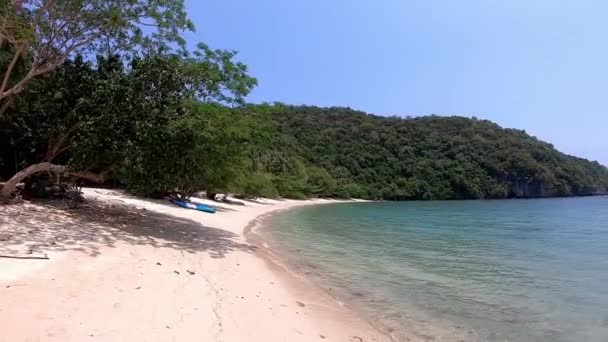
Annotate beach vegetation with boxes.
[255,106,608,199]
[0,0,195,201]
[1,2,608,202]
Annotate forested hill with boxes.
[2,3,605,203]
[254,105,608,200]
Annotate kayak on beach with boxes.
[169,198,216,214]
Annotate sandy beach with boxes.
[0,188,391,342]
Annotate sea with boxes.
[257,196,608,341]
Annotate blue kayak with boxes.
[170,198,216,214]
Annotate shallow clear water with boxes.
[262,196,608,341]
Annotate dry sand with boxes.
[0,188,392,342]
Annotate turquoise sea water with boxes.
[261,196,608,341]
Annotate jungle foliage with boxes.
[2,1,607,202]
[253,105,608,200]
[2,59,608,201]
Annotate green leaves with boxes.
[244,105,608,200]
[181,43,258,106]
[0,0,194,106]
[3,1,606,202]
[1,44,258,198]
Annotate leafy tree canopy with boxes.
[0,0,194,116]
[242,105,608,200]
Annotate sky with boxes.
[184,0,608,165]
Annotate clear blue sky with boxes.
[185,0,608,165]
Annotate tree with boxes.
[237,172,278,198]
[2,45,257,201]
[116,48,256,198]
[0,0,193,202]
[0,0,193,117]
[120,102,252,199]
[239,105,608,200]
[182,43,257,106]
[305,166,336,197]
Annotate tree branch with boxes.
[43,122,82,162]
[0,162,67,202]
[0,62,55,100]
[0,162,113,203]
[0,254,49,260]
[0,44,24,96]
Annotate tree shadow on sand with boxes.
[0,198,255,259]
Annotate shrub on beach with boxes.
[238,173,279,199]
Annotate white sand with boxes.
[0,188,392,342]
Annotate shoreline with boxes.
[0,188,392,342]
[243,205,402,342]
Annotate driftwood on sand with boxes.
[0,254,49,260]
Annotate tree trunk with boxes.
[0,162,66,203]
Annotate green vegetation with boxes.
[1,50,256,200]
[1,2,607,202]
[254,105,608,199]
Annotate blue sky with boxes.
[185,0,608,165]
